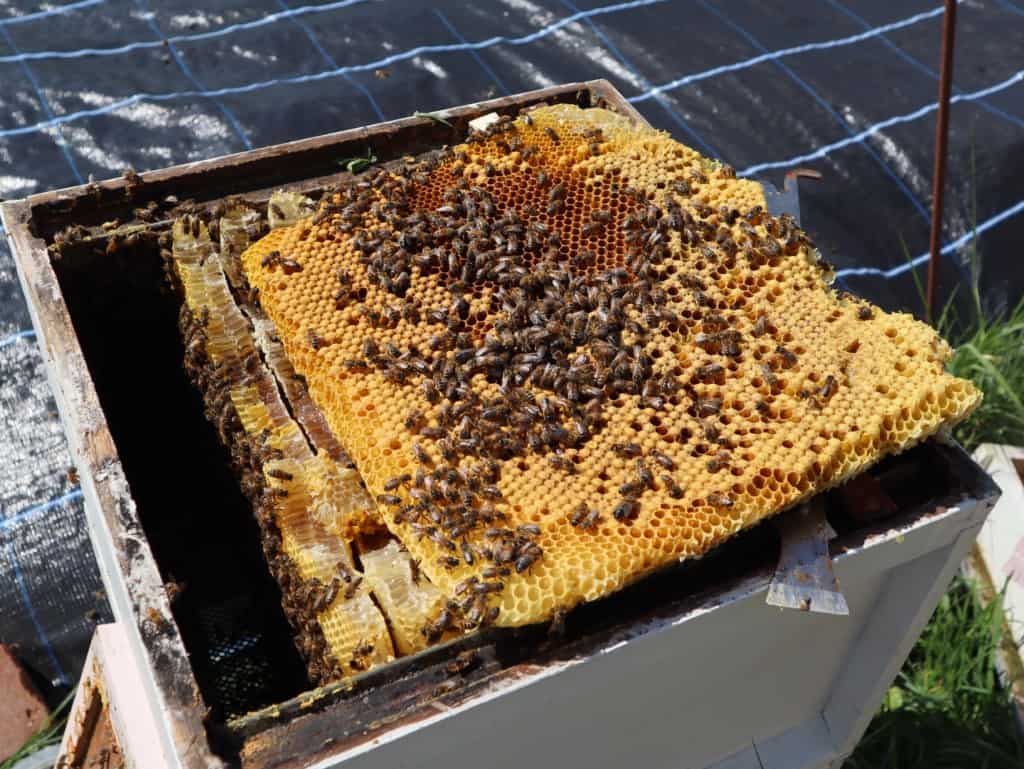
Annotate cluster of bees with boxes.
[178,300,352,681]
[270,108,828,633]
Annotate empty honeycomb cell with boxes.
[238,104,981,632]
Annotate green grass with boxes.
[946,292,1024,451]
[848,579,1024,768]
[0,689,72,769]
[908,145,1024,450]
[847,180,1024,766]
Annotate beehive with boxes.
[238,103,981,633]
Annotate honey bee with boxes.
[473,581,505,594]
[515,550,541,573]
[382,304,402,325]
[405,409,425,431]
[818,374,837,400]
[696,362,724,382]
[613,498,639,521]
[619,480,641,497]
[858,306,874,320]
[702,314,729,331]
[543,126,560,144]
[776,346,798,368]
[354,640,375,658]
[432,680,460,698]
[359,306,382,326]
[650,450,675,470]
[611,442,643,458]
[691,289,711,307]
[315,578,343,613]
[412,443,432,465]
[694,396,722,417]
[581,507,602,530]
[570,502,589,528]
[421,379,441,403]
[384,474,412,491]
[706,450,730,473]
[144,607,171,635]
[446,650,479,675]
[547,453,576,474]
[707,493,733,508]
[660,474,684,499]
[122,166,143,193]
[635,459,654,489]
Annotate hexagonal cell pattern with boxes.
[240,105,981,630]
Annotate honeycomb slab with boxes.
[239,104,980,629]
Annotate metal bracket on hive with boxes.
[761,167,821,224]
[766,495,850,615]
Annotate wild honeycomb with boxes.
[239,104,981,631]
[360,540,446,655]
[171,217,395,680]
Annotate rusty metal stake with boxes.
[926,0,958,324]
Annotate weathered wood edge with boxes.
[1,199,218,769]
[22,80,643,236]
